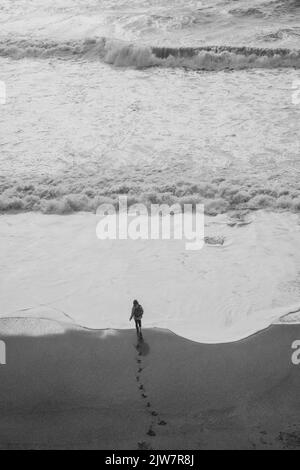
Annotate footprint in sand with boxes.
[147,428,156,437]
[138,441,152,450]
[134,336,168,445]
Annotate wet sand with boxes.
[0,318,299,449]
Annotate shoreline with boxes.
[1,297,300,344]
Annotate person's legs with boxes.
[137,319,142,337]
[135,319,140,335]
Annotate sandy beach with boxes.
[0,317,299,450]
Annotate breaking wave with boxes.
[260,27,300,42]
[230,0,300,18]
[1,174,300,215]
[0,38,299,70]
[229,7,267,18]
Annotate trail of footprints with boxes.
[135,343,167,450]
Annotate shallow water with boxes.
[0,211,299,343]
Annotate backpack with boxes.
[135,304,143,320]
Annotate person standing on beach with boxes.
[130,300,144,338]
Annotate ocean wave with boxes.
[271,0,300,14]
[1,175,300,215]
[230,0,300,18]
[259,27,300,42]
[0,38,299,70]
[229,7,267,18]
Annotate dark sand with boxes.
[0,318,299,449]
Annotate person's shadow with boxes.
[135,336,150,356]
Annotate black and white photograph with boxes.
[0,0,300,452]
